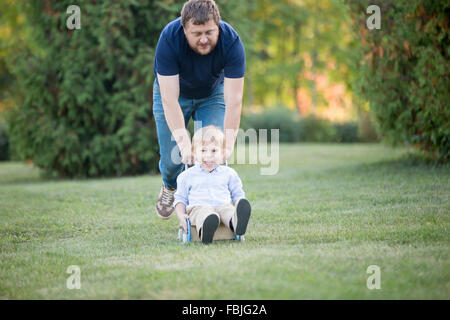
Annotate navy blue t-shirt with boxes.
[154,17,245,99]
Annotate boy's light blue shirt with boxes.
[173,164,245,210]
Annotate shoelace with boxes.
[161,187,175,206]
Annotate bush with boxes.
[357,111,379,143]
[6,1,185,177]
[299,115,336,143]
[333,122,359,143]
[241,108,364,143]
[345,0,449,162]
[0,121,9,161]
[241,107,301,142]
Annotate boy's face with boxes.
[194,141,223,171]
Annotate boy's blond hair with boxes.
[192,125,225,152]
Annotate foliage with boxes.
[333,122,359,143]
[244,0,359,111]
[241,107,370,143]
[357,110,379,143]
[299,114,336,142]
[241,107,301,142]
[5,0,188,177]
[345,0,449,162]
[0,120,8,161]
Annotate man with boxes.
[152,0,245,219]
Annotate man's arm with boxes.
[223,77,244,162]
[157,73,193,164]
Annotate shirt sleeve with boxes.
[228,169,245,203]
[173,172,189,208]
[155,29,179,76]
[224,37,245,78]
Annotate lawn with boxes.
[0,143,449,299]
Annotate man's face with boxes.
[194,141,223,172]
[183,19,219,55]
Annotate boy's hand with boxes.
[175,203,189,233]
[178,213,190,233]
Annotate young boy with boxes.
[173,125,252,244]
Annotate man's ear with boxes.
[182,20,189,35]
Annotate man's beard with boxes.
[190,42,216,55]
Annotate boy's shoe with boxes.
[201,213,220,244]
[233,198,252,236]
[156,184,176,219]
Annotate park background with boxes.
[0,0,448,299]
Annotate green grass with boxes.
[0,143,449,299]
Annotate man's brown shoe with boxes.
[156,184,176,219]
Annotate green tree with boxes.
[346,0,449,162]
[244,0,358,114]
[6,0,187,177]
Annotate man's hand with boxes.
[180,142,194,165]
[223,145,233,163]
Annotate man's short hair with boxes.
[181,0,221,27]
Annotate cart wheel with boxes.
[186,219,191,243]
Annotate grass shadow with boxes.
[0,161,160,186]
[325,151,449,177]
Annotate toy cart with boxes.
[177,219,245,243]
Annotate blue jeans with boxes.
[152,81,226,188]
